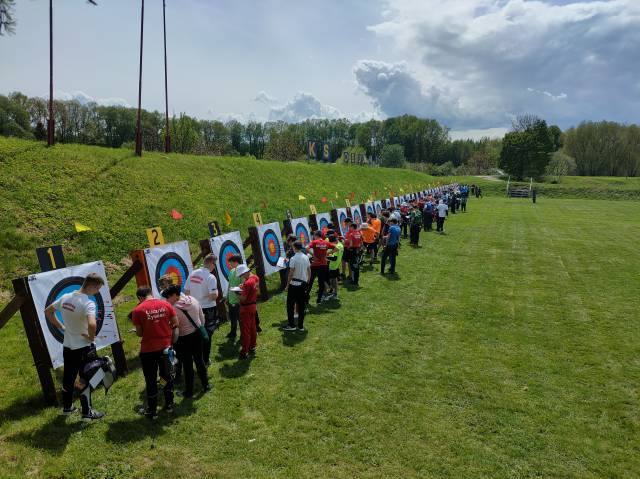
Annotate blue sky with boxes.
[1,0,639,139]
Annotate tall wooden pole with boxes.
[162,0,171,153]
[135,0,145,156]
[47,0,54,146]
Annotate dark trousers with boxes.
[176,331,208,396]
[140,349,174,413]
[401,221,408,238]
[461,202,466,212]
[348,248,361,285]
[437,216,445,232]
[287,283,307,328]
[307,265,329,303]
[410,224,421,245]
[381,244,399,274]
[62,346,92,414]
[202,306,217,363]
[228,303,240,338]
[424,214,433,231]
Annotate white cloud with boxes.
[49,90,130,107]
[253,91,278,105]
[449,127,509,141]
[268,92,343,123]
[362,0,640,128]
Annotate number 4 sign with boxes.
[146,227,165,247]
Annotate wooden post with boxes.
[0,294,25,331]
[12,277,58,405]
[247,226,269,299]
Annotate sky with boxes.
[1,0,639,139]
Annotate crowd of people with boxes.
[47,185,472,421]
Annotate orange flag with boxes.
[171,209,183,220]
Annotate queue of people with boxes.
[49,186,470,421]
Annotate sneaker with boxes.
[202,384,213,393]
[283,325,297,331]
[138,407,158,420]
[256,326,263,333]
[297,327,305,332]
[177,391,193,399]
[238,353,249,360]
[60,406,78,416]
[249,347,257,356]
[81,409,105,422]
[165,404,175,414]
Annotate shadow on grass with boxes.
[8,415,84,454]
[282,329,308,347]
[0,393,48,423]
[215,338,239,361]
[218,357,254,379]
[382,272,401,281]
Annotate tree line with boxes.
[1,91,639,177]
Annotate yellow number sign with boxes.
[146,227,165,247]
[345,199,351,207]
[309,204,317,215]
[253,212,263,226]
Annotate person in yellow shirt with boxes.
[365,212,382,264]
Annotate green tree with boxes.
[380,144,405,168]
[545,151,576,183]
[500,115,553,180]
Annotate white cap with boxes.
[235,264,250,276]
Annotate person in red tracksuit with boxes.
[235,264,259,360]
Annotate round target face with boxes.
[218,240,242,281]
[295,223,310,245]
[375,203,382,215]
[261,228,282,267]
[318,217,330,231]
[353,209,363,225]
[155,252,190,290]
[339,211,348,232]
[45,276,105,343]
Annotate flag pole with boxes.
[162,0,171,153]
[47,0,54,146]
[135,0,145,157]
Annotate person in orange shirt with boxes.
[360,220,377,267]
[366,212,382,264]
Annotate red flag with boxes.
[321,196,328,203]
[171,209,183,220]
[350,191,356,200]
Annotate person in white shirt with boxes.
[44,273,105,422]
[436,200,449,233]
[184,254,219,365]
[284,241,311,331]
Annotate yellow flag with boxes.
[298,194,306,201]
[399,187,405,192]
[74,222,92,232]
[224,211,232,226]
[335,191,339,198]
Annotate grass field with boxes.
[1,196,639,478]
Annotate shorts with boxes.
[329,268,340,279]
[343,249,353,263]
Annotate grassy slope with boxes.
[0,138,435,293]
[0,197,638,478]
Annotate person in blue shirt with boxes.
[380,218,401,275]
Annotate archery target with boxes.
[210,231,245,297]
[28,261,119,369]
[374,201,383,215]
[144,241,193,298]
[290,217,311,245]
[314,212,332,233]
[336,208,349,236]
[365,202,375,215]
[350,205,363,225]
[257,222,285,276]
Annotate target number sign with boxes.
[28,261,120,369]
[257,222,285,276]
[146,227,165,247]
[309,204,317,215]
[345,198,351,207]
[253,212,263,226]
[144,241,193,298]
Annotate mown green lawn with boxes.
[1,196,638,478]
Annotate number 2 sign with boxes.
[146,227,165,247]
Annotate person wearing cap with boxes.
[236,264,259,360]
